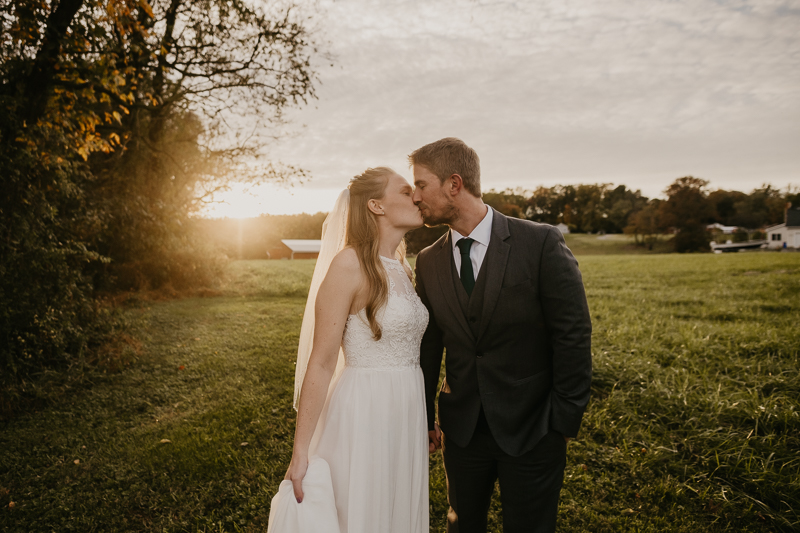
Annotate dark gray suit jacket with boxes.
[415,209,592,457]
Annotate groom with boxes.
[411,138,592,533]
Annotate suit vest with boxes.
[450,248,490,341]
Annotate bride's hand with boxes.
[284,455,309,503]
[428,423,442,453]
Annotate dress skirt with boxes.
[314,365,429,533]
[268,365,429,533]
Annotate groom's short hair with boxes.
[408,137,481,197]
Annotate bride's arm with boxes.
[285,248,362,503]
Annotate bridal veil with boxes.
[293,189,350,411]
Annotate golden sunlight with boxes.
[201,183,341,218]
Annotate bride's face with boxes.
[375,174,424,231]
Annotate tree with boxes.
[1,0,322,407]
[729,185,787,229]
[525,186,561,225]
[195,213,329,260]
[660,177,713,252]
[83,0,319,289]
[524,183,647,233]
[483,188,528,219]
[570,184,609,233]
[786,188,800,210]
[1,0,141,403]
[604,185,649,234]
[525,185,578,229]
[624,200,664,250]
[708,189,748,226]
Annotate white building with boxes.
[555,223,570,235]
[765,207,800,249]
[280,239,322,259]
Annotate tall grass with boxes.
[565,253,799,532]
[563,233,674,255]
[222,260,316,298]
[0,252,797,532]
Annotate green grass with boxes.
[565,253,799,532]
[222,260,316,298]
[1,252,798,532]
[564,233,674,255]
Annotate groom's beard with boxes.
[419,201,459,227]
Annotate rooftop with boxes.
[281,240,322,253]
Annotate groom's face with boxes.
[412,165,458,227]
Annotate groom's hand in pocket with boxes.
[428,423,442,453]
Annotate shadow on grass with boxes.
[2,253,799,532]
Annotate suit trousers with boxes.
[442,408,567,533]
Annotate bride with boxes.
[267,167,430,533]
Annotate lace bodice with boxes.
[342,256,429,369]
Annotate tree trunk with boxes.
[24,0,86,124]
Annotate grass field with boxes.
[1,251,798,532]
[563,233,674,255]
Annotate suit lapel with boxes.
[434,230,476,343]
[477,210,511,343]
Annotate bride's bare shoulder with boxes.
[328,247,362,277]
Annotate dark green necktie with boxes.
[456,237,475,296]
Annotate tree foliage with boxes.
[684,184,789,233]
[482,188,528,219]
[440,180,792,254]
[197,212,329,260]
[84,0,318,289]
[659,177,714,252]
[1,0,320,404]
[493,184,648,234]
[624,200,663,250]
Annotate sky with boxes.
[203,0,800,218]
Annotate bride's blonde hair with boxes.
[347,167,408,340]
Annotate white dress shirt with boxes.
[450,205,493,282]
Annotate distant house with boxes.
[765,206,800,249]
[269,239,322,259]
[555,223,570,235]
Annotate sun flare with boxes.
[201,183,341,218]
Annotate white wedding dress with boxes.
[268,255,430,533]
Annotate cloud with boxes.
[215,0,799,214]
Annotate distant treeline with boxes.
[205,178,798,258]
[196,214,328,259]
[484,179,796,253]
[484,181,793,233]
